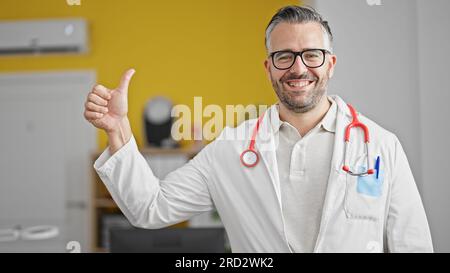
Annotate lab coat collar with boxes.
[324,94,354,172]
[255,106,282,211]
[331,94,354,120]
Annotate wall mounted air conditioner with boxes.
[0,18,88,56]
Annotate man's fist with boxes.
[84,69,135,133]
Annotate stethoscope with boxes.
[0,225,59,242]
[240,103,374,177]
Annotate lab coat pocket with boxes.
[344,160,385,221]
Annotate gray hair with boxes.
[265,5,333,53]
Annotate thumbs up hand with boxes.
[84,69,135,134]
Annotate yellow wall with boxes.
[0,0,299,149]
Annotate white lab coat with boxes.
[94,95,433,253]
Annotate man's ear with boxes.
[264,59,269,71]
[327,55,337,78]
[264,59,271,80]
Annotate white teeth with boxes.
[287,81,310,88]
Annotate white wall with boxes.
[306,0,450,252]
[417,0,450,253]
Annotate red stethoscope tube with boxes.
[342,104,374,176]
[241,104,374,177]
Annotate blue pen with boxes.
[375,156,380,179]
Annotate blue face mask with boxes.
[356,158,384,197]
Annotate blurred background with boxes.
[0,0,449,252]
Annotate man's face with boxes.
[264,22,337,113]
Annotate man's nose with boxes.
[289,55,308,74]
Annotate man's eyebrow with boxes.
[269,48,293,54]
[273,48,319,52]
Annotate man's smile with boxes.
[283,79,315,91]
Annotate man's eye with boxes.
[304,53,319,59]
[277,54,293,61]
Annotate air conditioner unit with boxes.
[0,18,88,56]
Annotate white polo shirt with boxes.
[271,97,337,252]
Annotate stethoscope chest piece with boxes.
[240,149,259,168]
[240,112,266,168]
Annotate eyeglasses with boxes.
[270,49,332,70]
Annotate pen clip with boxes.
[375,156,380,179]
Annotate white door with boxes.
[0,71,96,252]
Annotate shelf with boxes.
[95,198,117,208]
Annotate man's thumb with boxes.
[117,68,136,93]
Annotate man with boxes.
[84,6,433,252]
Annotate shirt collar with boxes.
[270,96,337,134]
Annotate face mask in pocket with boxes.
[344,157,386,221]
[356,165,383,197]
